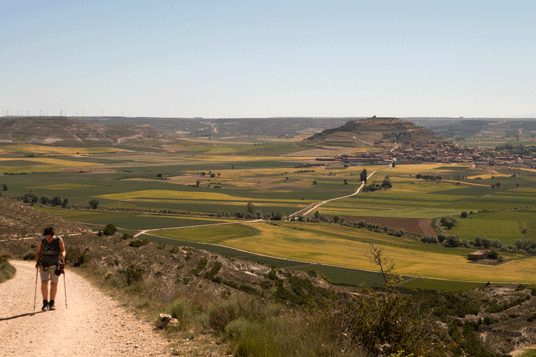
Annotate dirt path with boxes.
[0,260,169,356]
[289,163,392,218]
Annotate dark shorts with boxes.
[40,265,59,283]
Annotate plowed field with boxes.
[338,216,436,236]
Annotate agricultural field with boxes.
[149,221,536,283]
[3,137,536,287]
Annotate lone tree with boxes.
[365,242,397,285]
[246,202,255,214]
[360,169,368,183]
[2,183,7,191]
[89,199,99,210]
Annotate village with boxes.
[331,141,536,168]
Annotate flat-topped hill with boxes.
[306,117,453,151]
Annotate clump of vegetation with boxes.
[124,263,145,285]
[66,247,90,267]
[190,257,208,276]
[440,216,459,229]
[103,224,117,236]
[416,173,442,181]
[88,199,99,209]
[128,239,149,248]
[0,253,15,283]
[204,261,223,281]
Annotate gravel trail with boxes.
[0,260,169,357]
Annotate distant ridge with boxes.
[0,117,174,144]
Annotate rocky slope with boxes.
[0,197,90,240]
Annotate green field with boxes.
[149,221,536,284]
[448,218,524,244]
[4,140,536,287]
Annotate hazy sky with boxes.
[1,0,535,118]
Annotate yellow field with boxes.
[0,157,101,167]
[153,221,536,283]
[0,157,103,173]
[27,183,97,190]
[387,163,472,175]
[466,173,511,179]
[191,155,298,162]
[0,144,132,156]
[97,189,307,204]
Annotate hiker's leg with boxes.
[50,282,58,300]
[41,280,49,300]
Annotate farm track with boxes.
[288,163,393,218]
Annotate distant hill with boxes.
[306,117,451,151]
[0,117,175,144]
[408,118,536,140]
[79,117,351,138]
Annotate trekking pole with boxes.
[62,261,67,309]
[33,267,38,311]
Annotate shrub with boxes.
[0,255,15,283]
[66,247,90,267]
[421,235,439,244]
[208,299,240,333]
[335,292,443,356]
[443,235,462,248]
[128,239,149,247]
[190,257,208,276]
[166,298,192,329]
[22,251,36,261]
[89,199,99,209]
[204,261,223,281]
[125,263,145,285]
[440,216,459,229]
[103,224,117,236]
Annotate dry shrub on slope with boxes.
[0,197,90,239]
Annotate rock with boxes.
[155,314,173,329]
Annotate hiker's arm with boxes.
[59,237,66,260]
[35,240,42,268]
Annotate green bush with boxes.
[129,239,149,247]
[66,247,90,267]
[22,250,36,261]
[166,298,192,329]
[204,261,222,281]
[103,224,117,236]
[190,257,208,276]
[0,255,16,283]
[335,291,445,356]
[125,263,145,285]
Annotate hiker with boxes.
[35,227,66,311]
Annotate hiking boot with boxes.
[48,300,55,311]
[42,300,48,311]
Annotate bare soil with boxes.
[339,215,437,236]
